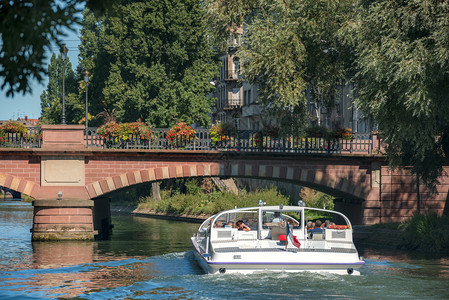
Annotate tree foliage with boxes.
[346,0,449,188]
[40,54,83,124]
[0,0,116,97]
[79,0,219,127]
[204,0,354,133]
[206,0,449,189]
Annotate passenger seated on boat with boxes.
[309,220,324,238]
[225,221,234,228]
[236,220,251,231]
[287,219,300,227]
[214,221,223,228]
[306,221,313,238]
[324,220,331,228]
[263,212,286,228]
[272,212,283,223]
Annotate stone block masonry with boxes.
[31,200,95,241]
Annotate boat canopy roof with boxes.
[198,205,352,232]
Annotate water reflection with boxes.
[2,201,449,299]
[95,215,199,258]
[32,242,95,268]
[360,246,449,278]
[7,225,194,298]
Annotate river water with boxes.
[0,201,448,299]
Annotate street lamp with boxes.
[60,44,68,124]
[83,70,90,147]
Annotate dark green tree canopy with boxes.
[79,0,218,127]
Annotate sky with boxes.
[0,26,81,121]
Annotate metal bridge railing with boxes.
[85,128,374,154]
[0,127,42,148]
[0,127,374,154]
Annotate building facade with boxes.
[210,32,374,133]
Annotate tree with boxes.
[0,0,116,97]
[346,0,449,188]
[203,0,355,134]
[77,9,113,126]
[40,53,83,124]
[78,1,219,127]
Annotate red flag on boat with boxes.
[287,223,301,248]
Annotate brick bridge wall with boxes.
[1,148,448,225]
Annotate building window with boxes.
[243,90,247,106]
[232,88,240,106]
[248,89,252,104]
[222,88,226,108]
[225,57,228,79]
[232,58,240,78]
[233,118,240,130]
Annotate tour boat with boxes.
[191,202,365,275]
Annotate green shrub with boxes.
[300,187,334,210]
[185,178,202,195]
[137,186,290,216]
[398,213,449,253]
[305,125,329,138]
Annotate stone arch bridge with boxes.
[1,125,448,240]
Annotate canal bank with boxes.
[111,205,208,223]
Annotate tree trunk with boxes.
[152,182,161,200]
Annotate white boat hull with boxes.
[191,238,363,275]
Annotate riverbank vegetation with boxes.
[398,213,449,253]
[363,213,449,254]
[110,178,331,217]
[133,179,334,221]
[137,178,291,215]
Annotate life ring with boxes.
[327,225,348,229]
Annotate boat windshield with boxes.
[213,210,258,230]
[262,210,301,229]
[304,209,349,227]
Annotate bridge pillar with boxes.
[30,125,100,241]
[31,200,96,241]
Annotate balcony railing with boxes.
[224,98,241,110]
[0,127,376,154]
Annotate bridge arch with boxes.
[0,172,38,199]
[85,163,371,201]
